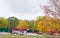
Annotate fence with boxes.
[0,28,9,32]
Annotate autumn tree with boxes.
[34,16,60,33]
[33,16,46,33]
[50,18,60,33]
[33,16,43,30]
[41,0,60,33]
[37,16,50,33]
[17,20,28,30]
[0,17,8,28]
[42,0,60,18]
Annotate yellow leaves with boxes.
[0,17,8,28]
[37,21,42,31]
[17,20,28,29]
[20,20,27,26]
[42,26,48,33]
[37,21,48,33]
[37,17,52,33]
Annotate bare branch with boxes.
[42,0,60,18]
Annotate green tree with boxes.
[8,16,19,28]
[33,20,38,30]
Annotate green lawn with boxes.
[0,34,59,38]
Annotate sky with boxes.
[0,0,48,20]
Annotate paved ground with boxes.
[26,33,43,36]
[0,32,42,36]
[0,34,42,38]
[0,32,60,38]
[0,34,60,38]
[0,32,10,34]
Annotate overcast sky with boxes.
[0,0,48,20]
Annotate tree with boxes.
[17,20,28,30]
[50,18,60,33]
[29,20,34,30]
[37,16,43,21]
[33,16,42,30]
[33,20,38,30]
[34,16,60,33]
[37,20,48,33]
[8,17,19,28]
[42,0,60,18]
[0,17,8,28]
[37,16,51,33]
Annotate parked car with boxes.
[27,29,32,33]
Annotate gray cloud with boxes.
[0,0,48,20]
[8,0,40,13]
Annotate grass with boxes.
[0,34,60,38]
[0,34,42,38]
